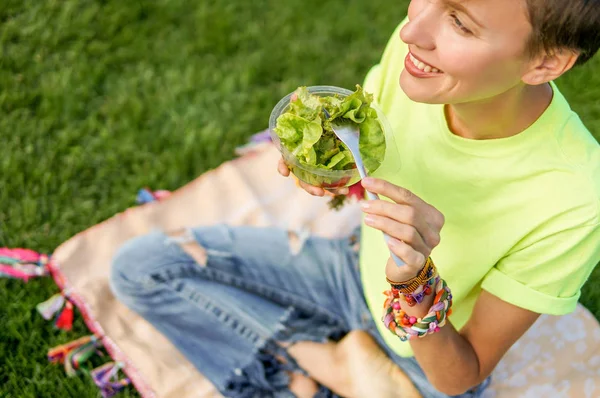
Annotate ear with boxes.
[522,49,579,85]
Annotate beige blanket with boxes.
[50,143,600,398]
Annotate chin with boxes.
[399,71,444,105]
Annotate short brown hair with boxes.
[526,0,600,66]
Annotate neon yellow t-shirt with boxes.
[360,21,600,357]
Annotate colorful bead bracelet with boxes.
[382,277,453,341]
[401,275,438,307]
[386,257,436,294]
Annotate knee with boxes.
[109,231,167,300]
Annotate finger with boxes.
[386,237,427,269]
[363,214,431,257]
[299,181,326,197]
[324,187,350,196]
[385,242,426,281]
[323,189,336,197]
[278,158,290,176]
[361,178,445,229]
[361,201,440,249]
[361,178,423,207]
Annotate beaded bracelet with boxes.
[386,257,436,294]
[382,278,453,341]
[401,275,438,307]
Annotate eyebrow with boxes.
[442,0,485,28]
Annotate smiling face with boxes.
[399,0,537,105]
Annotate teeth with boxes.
[409,53,441,73]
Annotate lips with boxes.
[403,52,443,79]
[409,52,443,73]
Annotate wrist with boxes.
[382,258,453,341]
[383,278,453,341]
[385,257,435,291]
[401,293,436,318]
[395,273,438,317]
[384,256,420,282]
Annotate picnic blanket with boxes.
[36,143,600,397]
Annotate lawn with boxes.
[1,1,598,397]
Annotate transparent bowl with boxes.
[269,85,394,189]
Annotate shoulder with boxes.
[546,85,600,220]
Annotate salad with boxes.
[273,85,386,188]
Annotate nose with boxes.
[399,4,437,51]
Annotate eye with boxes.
[450,13,472,35]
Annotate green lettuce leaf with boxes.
[359,114,385,172]
[274,84,386,179]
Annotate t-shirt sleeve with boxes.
[481,216,600,315]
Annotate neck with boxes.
[445,83,553,140]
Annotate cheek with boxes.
[439,40,524,92]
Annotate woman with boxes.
[111,1,600,396]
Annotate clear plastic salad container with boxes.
[269,85,395,189]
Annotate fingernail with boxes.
[364,215,374,224]
[360,201,370,210]
[362,177,374,187]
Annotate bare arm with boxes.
[407,289,539,395]
[362,177,540,395]
[277,163,540,395]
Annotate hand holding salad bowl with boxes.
[270,85,443,275]
[271,85,389,197]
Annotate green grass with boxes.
[0,1,598,397]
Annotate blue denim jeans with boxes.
[110,224,490,398]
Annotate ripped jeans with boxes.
[110,224,490,398]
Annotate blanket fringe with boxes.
[8,187,154,397]
[54,301,74,331]
[7,184,212,398]
[48,334,131,395]
[36,293,66,320]
[36,292,75,331]
[48,335,103,376]
[0,248,49,281]
[91,361,131,398]
[136,188,171,204]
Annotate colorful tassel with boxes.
[136,188,172,204]
[64,336,101,376]
[0,257,20,265]
[152,190,171,200]
[0,248,49,281]
[48,335,101,376]
[91,362,131,398]
[136,188,155,204]
[0,265,38,281]
[55,301,74,331]
[48,335,96,364]
[0,248,42,263]
[36,291,76,330]
[36,293,66,320]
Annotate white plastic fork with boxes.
[324,108,405,267]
